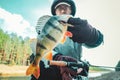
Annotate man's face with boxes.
[55,4,71,15]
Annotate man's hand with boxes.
[67,61,89,76]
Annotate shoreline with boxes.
[0,64,28,77]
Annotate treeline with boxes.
[0,29,33,66]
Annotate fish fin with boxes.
[44,51,53,60]
[60,31,73,44]
[65,31,73,37]
[60,35,66,44]
[33,66,40,79]
[26,64,40,79]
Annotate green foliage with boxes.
[0,29,10,49]
[0,28,32,65]
[90,66,111,71]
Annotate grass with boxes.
[89,66,113,72]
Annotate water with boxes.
[88,71,110,78]
[0,76,30,80]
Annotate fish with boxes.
[26,15,73,79]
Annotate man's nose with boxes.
[61,9,66,14]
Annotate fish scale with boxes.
[36,16,67,57]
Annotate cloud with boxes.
[0,8,37,38]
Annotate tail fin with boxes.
[44,51,53,60]
[26,64,40,79]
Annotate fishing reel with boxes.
[67,60,90,77]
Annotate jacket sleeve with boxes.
[67,17,103,48]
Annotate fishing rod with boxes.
[89,64,120,69]
[49,60,120,69]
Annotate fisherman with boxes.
[30,0,103,80]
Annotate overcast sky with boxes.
[0,0,120,67]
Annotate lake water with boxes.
[88,71,111,78]
[0,76,30,80]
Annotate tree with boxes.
[0,28,32,65]
[0,29,10,63]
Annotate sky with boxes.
[0,0,120,67]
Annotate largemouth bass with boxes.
[26,15,73,79]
